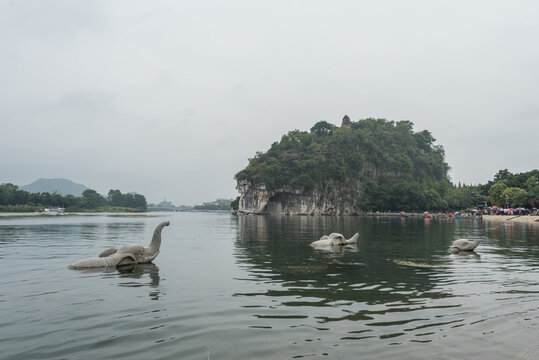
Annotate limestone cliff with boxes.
[237,180,364,215]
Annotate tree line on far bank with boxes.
[0,184,147,212]
[478,169,538,208]
[441,168,538,211]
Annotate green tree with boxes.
[425,188,443,210]
[297,173,315,191]
[230,196,240,210]
[108,189,124,207]
[488,182,507,206]
[528,185,539,206]
[494,169,512,182]
[132,194,148,210]
[501,188,528,207]
[524,176,538,190]
[82,189,106,209]
[310,121,336,136]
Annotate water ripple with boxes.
[1,214,538,359]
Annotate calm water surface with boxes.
[0,213,538,359]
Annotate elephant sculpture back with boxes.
[450,238,480,253]
[68,221,170,269]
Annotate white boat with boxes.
[37,207,65,214]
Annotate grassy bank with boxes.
[0,213,81,218]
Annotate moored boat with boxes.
[36,207,65,214]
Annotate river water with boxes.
[0,212,538,359]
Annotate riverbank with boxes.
[0,213,159,219]
[482,214,539,225]
[0,213,80,218]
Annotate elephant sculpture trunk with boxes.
[68,221,170,269]
[149,220,168,254]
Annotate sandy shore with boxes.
[482,214,539,225]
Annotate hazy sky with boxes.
[1,0,538,205]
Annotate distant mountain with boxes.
[21,178,91,196]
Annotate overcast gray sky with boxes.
[1,0,538,205]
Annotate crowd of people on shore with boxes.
[481,206,537,216]
[401,206,538,219]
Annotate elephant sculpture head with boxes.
[68,221,170,269]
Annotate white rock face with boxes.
[237,181,270,214]
[236,180,364,215]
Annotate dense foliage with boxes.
[235,118,452,211]
[230,196,240,211]
[479,169,539,207]
[0,184,147,211]
[235,118,538,211]
[193,203,230,211]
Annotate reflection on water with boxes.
[234,216,455,326]
[0,213,538,359]
[71,263,162,300]
[117,264,161,300]
[233,215,539,358]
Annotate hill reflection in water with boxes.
[232,215,539,357]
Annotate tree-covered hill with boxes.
[235,118,452,212]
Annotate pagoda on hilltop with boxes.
[341,115,351,128]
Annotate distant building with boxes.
[148,199,189,212]
[158,199,174,208]
[341,115,351,128]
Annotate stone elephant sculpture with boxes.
[450,238,480,253]
[68,221,170,269]
[310,233,359,247]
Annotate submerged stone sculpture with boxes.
[450,238,480,253]
[393,259,447,269]
[68,221,170,269]
[281,261,366,273]
[310,233,359,247]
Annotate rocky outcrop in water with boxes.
[234,117,452,215]
[236,180,364,215]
